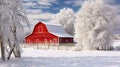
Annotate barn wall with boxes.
[25,22,59,44]
[59,37,73,43]
[26,38,58,44]
[25,22,74,45]
[26,33,58,44]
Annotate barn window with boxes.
[38,26,43,33]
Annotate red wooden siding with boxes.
[26,33,58,44]
[25,22,74,45]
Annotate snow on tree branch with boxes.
[52,8,75,35]
[74,0,116,50]
[0,0,29,46]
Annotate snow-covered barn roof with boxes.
[43,22,73,38]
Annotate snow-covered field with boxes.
[0,40,120,67]
[0,48,120,67]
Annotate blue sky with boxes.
[22,0,120,24]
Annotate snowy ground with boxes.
[0,48,120,67]
[0,40,120,67]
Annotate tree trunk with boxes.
[7,44,15,60]
[1,41,5,60]
[7,44,21,60]
[14,45,21,58]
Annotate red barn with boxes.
[25,22,73,45]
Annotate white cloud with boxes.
[26,9,42,14]
[22,0,58,29]
[23,2,36,7]
[65,1,73,4]
[37,0,58,7]
[66,0,120,15]
[27,11,55,23]
[38,0,58,4]
[73,0,84,7]
[23,0,58,9]
[65,0,85,7]
[26,10,55,32]
[38,2,52,6]
[65,0,120,14]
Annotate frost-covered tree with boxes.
[74,0,116,50]
[0,0,29,60]
[53,8,75,35]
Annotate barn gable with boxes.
[32,22,49,34]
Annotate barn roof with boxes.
[43,22,73,38]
